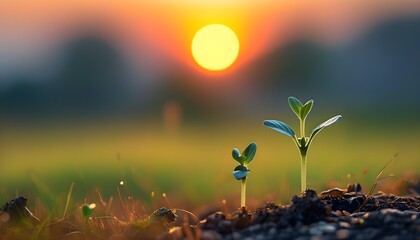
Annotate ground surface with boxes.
[188,189,420,240]
[1,185,419,239]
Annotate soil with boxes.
[1,184,419,239]
[158,185,420,240]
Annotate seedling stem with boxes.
[300,155,307,192]
[241,178,247,207]
[300,119,305,138]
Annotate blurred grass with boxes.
[0,119,419,212]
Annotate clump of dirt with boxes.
[198,206,252,234]
[321,191,420,213]
[252,189,330,228]
[0,196,39,226]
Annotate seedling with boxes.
[82,203,96,222]
[263,96,341,193]
[231,142,257,207]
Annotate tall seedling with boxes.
[263,97,341,193]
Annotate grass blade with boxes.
[62,182,74,219]
[368,153,399,195]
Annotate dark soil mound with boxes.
[162,189,420,240]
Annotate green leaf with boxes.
[299,100,313,121]
[242,142,257,165]
[232,156,246,165]
[233,165,250,180]
[263,120,295,138]
[308,115,342,144]
[288,96,303,118]
[82,203,96,220]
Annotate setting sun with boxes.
[191,24,240,71]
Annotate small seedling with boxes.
[231,142,257,207]
[263,96,341,193]
[82,203,96,222]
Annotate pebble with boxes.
[342,210,351,216]
[248,224,261,232]
[382,235,400,240]
[255,234,265,240]
[268,227,277,236]
[308,221,337,236]
[336,229,350,239]
[264,222,276,229]
[384,214,394,224]
[320,224,336,233]
[310,236,322,240]
[231,232,241,240]
[338,221,350,229]
[361,228,381,239]
[309,227,322,236]
[201,230,223,240]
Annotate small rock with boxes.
[338,221,350,229]
[201,230,223,240]
[309,227,322,236]
[362,228,381,239]
[248,224,262,232]
[231,232,241,239]
[268,227,277,236]
[342,210,351,216]
[255,234,265,240]
[320,224,336,233]
[384,214,394,224]
[336,229,350,239]
[0,196,39,224]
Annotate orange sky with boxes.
[1,0,420,76]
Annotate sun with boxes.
[191,24,240,71]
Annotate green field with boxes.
[1,119,419,215]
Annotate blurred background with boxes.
[1,0,419,213]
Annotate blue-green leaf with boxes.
[288,96,303,118]
[263,120,295,138]
[233,165,250,180]
[232,148,242,162]
[309,115,342,143]
[242,142,257,165]
[300,100,313,121]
